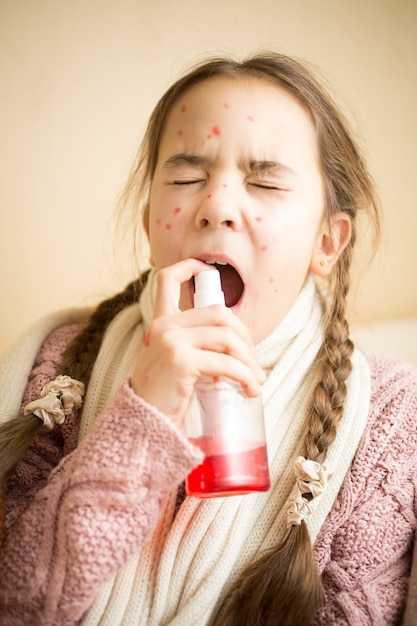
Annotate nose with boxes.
[195,180,243,231]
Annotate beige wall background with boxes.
[1,0,416,357]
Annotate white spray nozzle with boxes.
[194,269,225,308]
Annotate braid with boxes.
[214,249,356,626]
[214,522,323,626]
[0,271,149,543]
[60,271,149,380]
[305,245,354,464]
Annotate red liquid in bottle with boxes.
[186,437,270,497]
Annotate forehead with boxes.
[160,75,318,155]
[170,74,312,121]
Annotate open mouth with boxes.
[204,261,244,308]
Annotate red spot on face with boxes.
[181,105,187,113]
[173,207,181,215]
[207,194,212,199]
[212,125,221,136]
[224,102,230,108]
[156,218,162,227]
[261,245,268,252]
[166,223,172,230]
[269,276,275,283]
[247,115,255,122]
[207,134,212,139]
[144,329,151,347]
[255,216,263,222]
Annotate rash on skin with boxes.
[207,125,221,139]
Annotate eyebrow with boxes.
[163,153,296,176]
[246,160,296,177]
[163,154,211,169]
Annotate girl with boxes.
[0,52,416,626]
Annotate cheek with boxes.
[149,229,183,268]
[254,234,285,284]
[253,226,300,282]
[253,223,281,258]
[149,206,187,267]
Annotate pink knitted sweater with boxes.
[0,324,416,625]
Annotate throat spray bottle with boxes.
[185,269,270,497]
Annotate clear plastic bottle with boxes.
[184,269,270,497]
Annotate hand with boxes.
[131,259,265,426]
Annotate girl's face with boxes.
[147,76,333,343]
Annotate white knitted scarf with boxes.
[79,271,371,626]
[0,272,371,625]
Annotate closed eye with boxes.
[249,182,288,191]
[173,179,205,185]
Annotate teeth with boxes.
[204,260,227,265]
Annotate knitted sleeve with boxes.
[313,353,417,626]
[4,324,84,531]
[0,328,203,626]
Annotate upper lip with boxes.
[194,253,242,276]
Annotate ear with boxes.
[310,212,352,276]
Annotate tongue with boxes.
[216,264,244,307]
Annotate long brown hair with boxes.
[0,53,380,623]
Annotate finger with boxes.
[152,303,254,347]
[154,322,265,391]
[146,308,265,383]
[189,350,264,397]
[173,325,265,384]
[153,259,213,318]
